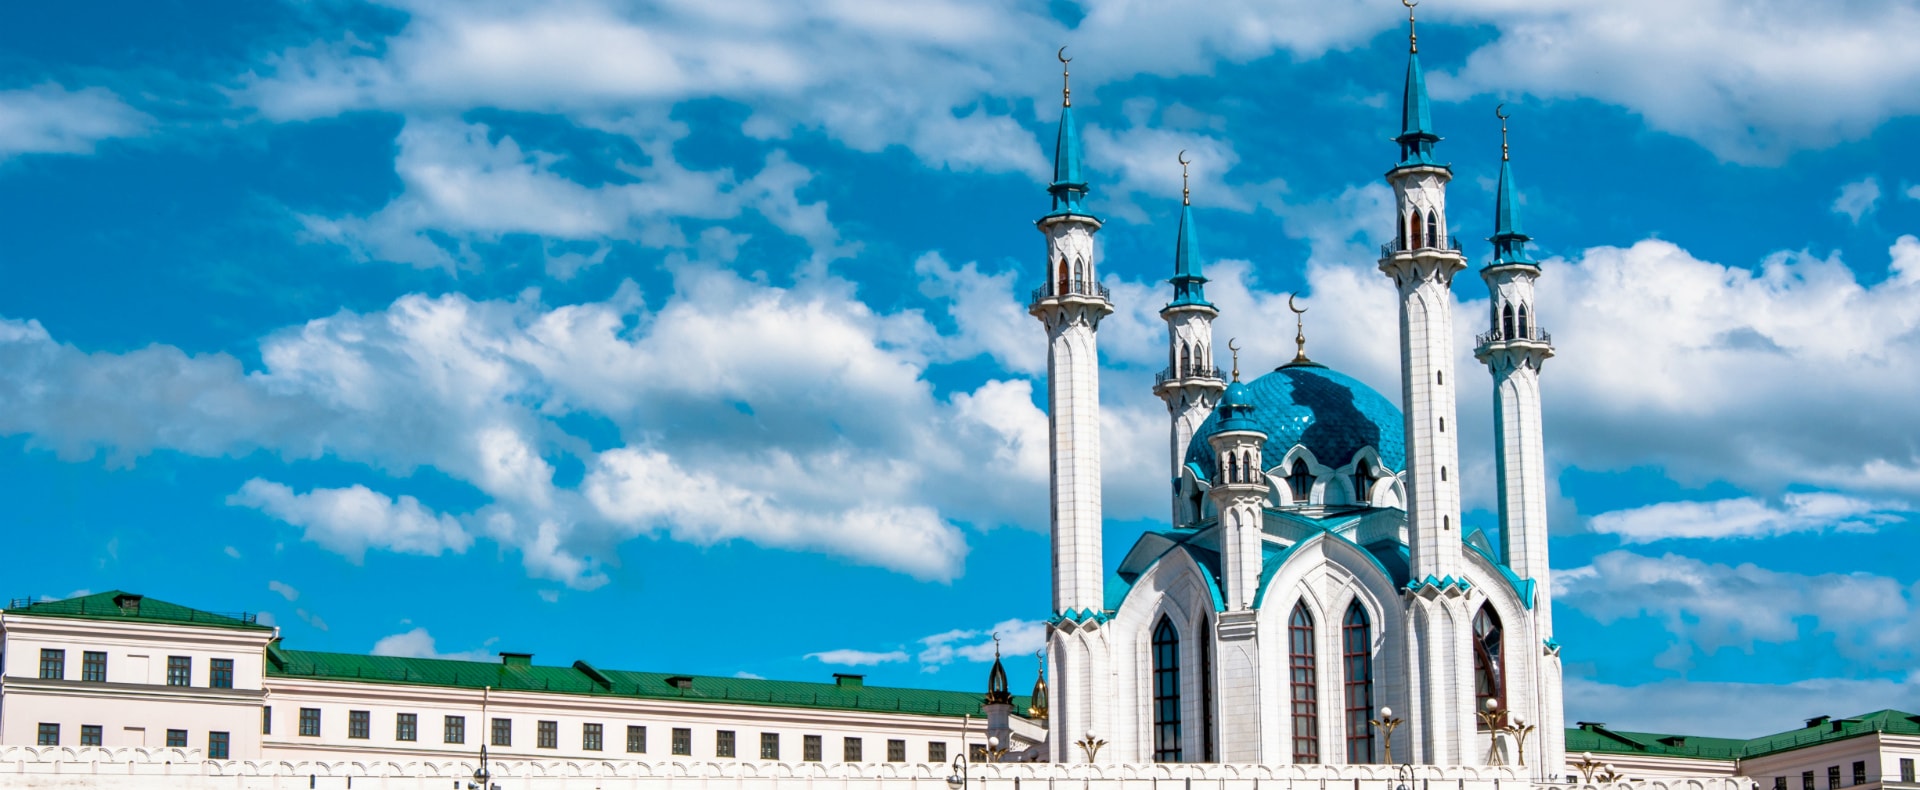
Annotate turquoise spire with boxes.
[1168,154,1212,308]
[1393,2,1440,169]
[1046,49,1090,218]
[1491,109,1536,266]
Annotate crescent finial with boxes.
[1497,104,1512,160]
[1057,46,1071,64]
[1288,293,1312,365]
[1177,149,1189,166]
[1403,0,1419,53]
[1227,338,1241,382]
[1057,47,1072,106]
[1288,293,1305,315]
[1178,150,1191,204]
[1495,103,1509,121]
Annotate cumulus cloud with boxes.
[1831,176,1882,224]
[916,618,1048,670]
[1590,492,1908,543]
[1556,551,1920,670]
[1566,675,1920,739]
[0,84,149,158]
[803,649,909,667]
[229,479,473,563]
[371,627,494,662]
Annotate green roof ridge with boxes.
[1565,709,1920,762]
[6,590,271,632]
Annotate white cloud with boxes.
[803,648,909,667]
[1566,675,1920,739]
[1590,492,1907,543]
[733,671,765,680]
[917,618,1049,669]
[1556,551,1920,670]
[223,546,242,559]
[1908,184,1920,202]
[1832,176,1882,224]
[0,84,149,158]
[371,627,494,662]
[267,580,300,601]
[228,479,473,563]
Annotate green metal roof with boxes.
[4,590,271,632]
[1564,710,1920,762]
[267,648,1020,719]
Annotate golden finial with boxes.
[1057,46,1072,107]
[1228,338,1242,381]
[1403,0,1419,54]
[1177,150,1191,205]
[1289,294,1312,364]
[1496,103,1511,161]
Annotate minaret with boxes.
[1152,152,1227,525]
[1376,1,1473,764]
[1203,346,1268,763]
[1473,107,1563,779]
[1032,47,1114,764]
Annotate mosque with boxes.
[1028,4,1563,770]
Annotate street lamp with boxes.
[468,744,498,790]
[1476,699,1506,766]
[1370,705,1404,764]
[1499,715,1536,768]
[1572,752,1623,784]
[946,753,969,790]
[1074,732,1107,763]
[987,735,1010,763]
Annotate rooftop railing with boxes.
[1155,366,1222,386]
[1029,279,1112,308]
[1475,327,1552,348]
[1380,236,1464,258]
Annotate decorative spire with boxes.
[1491,104,1535,266]
[1167,150,1213,309]
[1027,649,1049,720]
[1288,294,1313,365]
[1405,0,1419,53]
[1228,338,1241,382]
[1045,47,1089,217]
[984,632,1013,705]
[1393,0,1440,169]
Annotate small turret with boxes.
[1027,650,1049,721]
[1206,343,1268,612]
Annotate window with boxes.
[1441,466,1447,481]
[1774,778,1787,790]
[444,716,465,745]
[1151,615,1182,762]
[1852,761,1867,785]
[804,734,823,762]
[1829,766,1841,789]
[37,723,59,746]
[262,707,272,735]
[39,648,65,680]
[1352,459,1373,504]
[928,741,947,764]
[347,710,370,739]
[167,656,191,687]
[1289,602,1319,763]
[1199,614,1215,762]
[1179,342,1191,378]
[208,731,229,760]
[1502,303,1516,340]
[396,713,418,742]
[82,651,107,682]
[760,732,780,760]
[1900,759,1914,783]
[299,708,321,737]
[887,739,906,763]
[671,727,691,756]
[167,729,188,748]
[715,729,735,758]
[491,718,511,747]
[583,723,602,752]
[209,658,234,689]
[1439,417,1445,433]
[971,744,988,762]
[81,725,103,746]
[1517,305,1530,338]
[537,720,558,749]
[1410,209,1424,249]
[1803,771,1815,790]
[1287,458,1313,503]
[843,736,863,762]
[1343,601,1375,763]
[1473,605,1506,728]
[626,725,646,754]
[1426,212,1439,249]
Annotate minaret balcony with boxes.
[1154,365,1223,386]
[1380,236,1464,258]
[1028,279,1112,310]
[1475,326,1551,348]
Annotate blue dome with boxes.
[1186,364,1406,477]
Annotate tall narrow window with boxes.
[761,732,780,760]
[715,729,734,758]
[1343,602,1375,763]
[397,713,418,742]
[671,727,692,756]
[626,725,646,753]
[1226,453,1239,484]
[1151,616,1182,762]
[1518,304,1530,338]
[492,718,512,747]
[1199,614,1215,762]
[804,734,823,762]
[1352,459,1372,504]
[1289,602,1319,763]
[348,710,370,739]
[1287,458,1314,503]
[444,716,465,745]
[1242,451,1254,483]
[1057,259,1069,296]
[1502,304,1516,340]
[538,720,559,749]
[1074,260,1085,291]
[1473,605,1506,728]
[1409,209,1424,249]
[299,708,321,737]
[1180,342,1192,377]
[1426,212,1440,249]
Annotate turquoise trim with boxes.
[1405,574,1474,594]
[1489,158,1537,266]
[1046,104,1090,216]
[1464,536,1536,610]
[1107,539,1228,615]
[1047,607,1111,626]
[1393,52,1441,169]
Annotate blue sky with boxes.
[3,0,1919,740]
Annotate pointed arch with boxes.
[1289,602,1320,763]
[1473,604,1506,729]
[1287,458,1314,504]
[1152,616,1182,762]
[1351,459,1372,505]
[1199,613,1215,762]
[1242,451,1254,484]
[1179,341,1192,377]
[1343,601,1375,763]
[1517,304,1531,339]
[1426,211,1440,249]
[1226,453,1239,484]
[1073,258,1086,292]
[1502,303,1516,340]
[1409,208,1424,249]
[1057,258,1070,296]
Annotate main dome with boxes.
[1185,363,1406,476]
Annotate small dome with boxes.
[1187,363,1405,477]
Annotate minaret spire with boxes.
[1047,47,1088,217]
[1491,105,1534,266]
[1286,294,1315,366]
[1395,0,1439,168]
[1154,150,1225,528]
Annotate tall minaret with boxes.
[1032,48,1114,764]
[1474,108,1563,779]
[1376,2,1473,764]
[1152,153,1227,525]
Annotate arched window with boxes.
[1199,614,1215,762]
[1426,211,1440,248]
[1242,451,1254,484]
[1352,459,1372,504]
[1289,603,1319,763]
[1343,602,1375,763]
[1057,259,1069,296]
[1518,304,1531,339]
[1287,458,1314,504]
[1152,616,1182,762]
[1074,259,1086,292]
[1473,605,1505,729]
[1502,304,1516,340]
[1409,209,1424,249]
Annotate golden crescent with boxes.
[1177,149,1190,166]
[1495,103,1510,121]
[1402,0,1417,8]
[1057,46,1071,64]
[1227,338,1241,352]
[1289,293,1306,314]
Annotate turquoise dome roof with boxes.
[1186,363,1406,478]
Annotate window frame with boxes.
[760,732,780,760]
[491,718,512,747]
[444,715,466,745]
[208,731,230,760]
[1852,761,1867,786]
[625,725,646,754]
[1899,759,1915,783]
[583,722,603,752]
[715,729,736,758]
[1828,766,1841,790]
[887,738,906,763]
[166,655,192,687]
[1289,601,1320,764]
[81,724,103,747]
[209,658,234,689]
[298,708,321,737]
[1151,615,1182,763]
[1472,605,1506,728]
[843,736,863,763]
[37,723,60,746]
[39,648,65,680]
[396,712,418,742]
[928,741,947,764]
[81,650,108,682]
[166,729,188,748]
[347,710,371,740]
[1343,601,1375,764]
[536,720,558,749]
[671,727,692,756]
[803,734,823,762]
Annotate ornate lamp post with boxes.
[946,753,969,790]
[1572,752,1623,784]
[1476,699,1507,766]
[1499,715,1536,768]
[987,735,1010,762]
[1075,732,1107,762]
[1370,706,1405,764]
